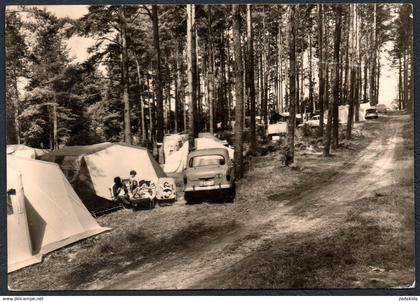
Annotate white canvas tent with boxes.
[7,156,109,273]
[163,134,188,161]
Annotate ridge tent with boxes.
[7,144,49,160]
[40,143,167,213]
[7,156,109,273]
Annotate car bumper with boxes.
[184,183,232,192]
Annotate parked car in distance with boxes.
[302,115,321,128]
[183,148,235,204]
[365,108,379,119]
[376,104,388,113]
[298,115,327,128]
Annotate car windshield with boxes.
[190,154,226,167]
[366,109,377,113]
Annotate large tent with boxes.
[40,143,167,213]
[7,156,109,273]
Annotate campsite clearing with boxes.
[8,113,414,290]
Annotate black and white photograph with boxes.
[5,3,414,291]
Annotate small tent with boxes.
[7,156,109,273]
[40,143,167,213]
[7,144,49,160]
[163,134,188,161]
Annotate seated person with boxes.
[111,176,130,206]
[128,170,138,192]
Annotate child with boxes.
[128,170,138,193]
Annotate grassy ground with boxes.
[8,115,414,290]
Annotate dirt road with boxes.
[93,113,413,290]
[9,113,413,290]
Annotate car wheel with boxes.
[226,184,236,203]
[184,192,195,205]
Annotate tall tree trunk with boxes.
[52,101,58,150]
[165,68,171,133]
[262,10,268,127]
[183,71,187,132]
[119,7,131,144]
[408,36,413,115]
[287,6,296,164]
[369,4,377,106]
[175,46,181,133]
[363,58,368,102]
[299,52,304,115]
[247,5,257,152]
[323,13,330,122]
[232,4,244,179]
[343,8,350,106]
[224,29,231,129]
[346,4,356,140]
[187,4,197,151]
[375,51,380,105]
[207,5,215,134]
[242,40,247,128]
[318,4,325,136]
[308,31,314,113]
[13,79,21,144]
[147,74,154,142]
[398,55,402,110]
[135,58,146,144]
[355,7,360,122]
[332,7,342,150]
[278,20,283,113]
[296,57,300,115]
[259,47,263,113]
[403,50,408,110]
[195,26,201,130]
[152,5,164,144]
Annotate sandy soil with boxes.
[9,113,414,290]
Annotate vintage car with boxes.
[365,108,379,119]
[183,148,235,204]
